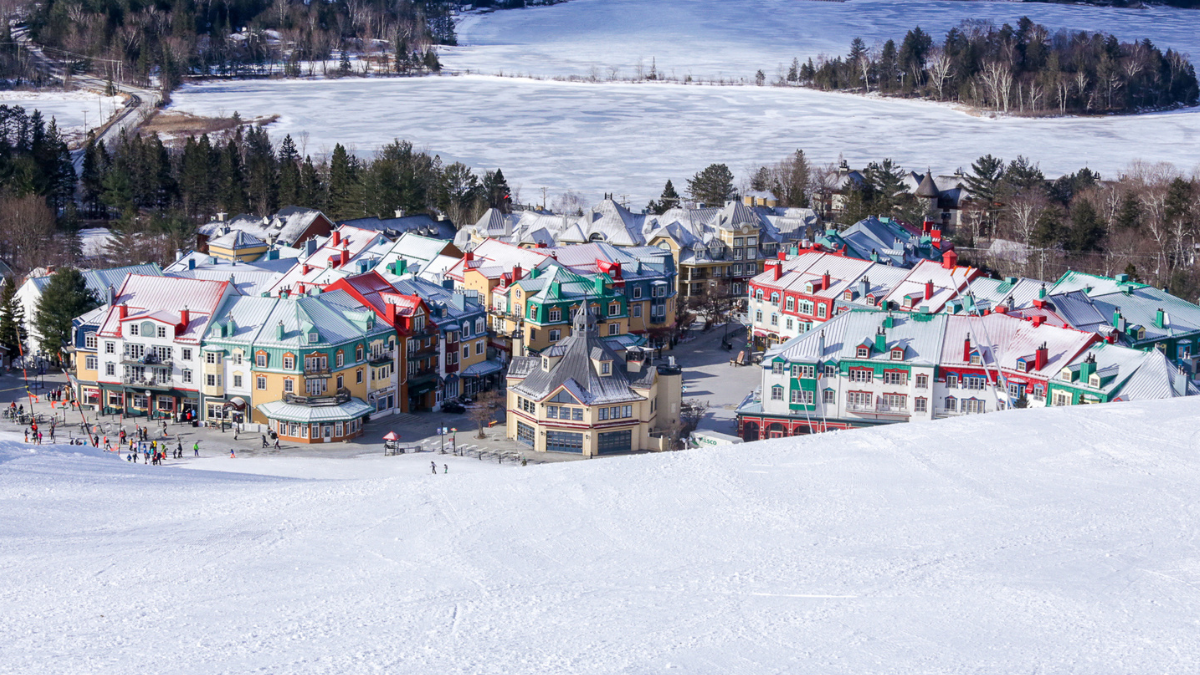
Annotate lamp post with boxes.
[439,426,445,454]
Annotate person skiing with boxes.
[443,464,448,474]
[193,441,199,458]
[230,448,236,459]
[176,442,183,459]
[431,461,437,475]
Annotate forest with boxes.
[23,0,458,92]
[790,17,1199,116]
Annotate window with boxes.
[283,355,295,370]
[791,365,816,379]
[856,347,869,358]
[848,368,873,383]
[770,293,780,305]
[823,389,836,404]
[786,318,793,330]
[946,375,959,388]
[632,305,642,318]
[356,345,364,361]
[105,341,115,354]
[1032,384,1046,399]
[549,308,561,322]
[306,378,326,396]
[891,348,903,361]
[462,346,470,359]
[622,405,632,418]
[847,391,872,409]
[547,405,559,419]
[205,352,218,364]
[790,389,813,405]
[825,364,837,377]
[880,394,905,411]
[85,334,97,350]
[770,314,779,326]
[969,353,982,365]
[756,310,763,322]
[129,324,138,336]
[233,374,242,388]
[786,297,795,311]
[963,376,986,391]
[608,324,618,336]
[284,379,294,393]
[817,304,827,318]
[182,369,193,384]
[1052,391,1073,406]
[944,396,957,412]
[916,374,928,388]
[772,362,784,375]
[549,329,561,342]
[182,348,192,361]
[633,286,643,299]
[572,408,584,421]
[476,341,484,355]
[882,371,906,386]
[355,371,362,385]
[963,398,986,414]
[609,303,620,317]
[771,386,784,401]
[206,374,217,387]
[85,355,98,370]
[105,362,115,376]
[157,326,167,338]
[336,352,344,367]
[256,376,267,390]
[755,289,763,301]
[914,398,927,413]
[598,407,608,420]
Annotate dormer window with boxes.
[891,348,904,361]
[549,308,561,322]
[844,290,853,301]
[856,347,869,358]
[969,353,981,365]
[608,302,620,317]
[804,283,813,294]
[866,295,875,305]
[309,331,319,343]
[786,297,795,311]
[1089,374,1100,387]
[542,357,550,370]
[601,362,611,375]
[1060,368,1072,381]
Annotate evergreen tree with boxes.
[1030,206,1065,248]
[775,150,810,208]
[787,57,800,83]
[482,169,512,212]
[1065,199,1106,253]
[33,268,98,363]
[277,135,301,207]
[647,179,680,215]
[1115,191,1141,230]
[1002,156,1045,192]
[865,158,907,212]
[0,276,26,357]
[686,164,735,206]
[964,154,1006,206]
[217,138,248,214]
[326,144,362,220]
[299,155,324,210]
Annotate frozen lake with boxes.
[168,75,1200,205]
[449,0,1200,81]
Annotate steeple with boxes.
[573,295,597,333]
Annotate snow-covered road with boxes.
[4,398,1200,672]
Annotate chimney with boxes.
[941,249,958,269]
[995,302,1007,314]
[386,300,397,326]
[931,229,942,245]
[296,282,305,294]
[1031,315,1044,327]
[175,249,184,262]
[464,251,474,263]
[924,280,934,301]
[1175,365,1188,397]
[963,337,972,362]
[217,212,227,222]
[1033,297,1045,310]
[777,250,786,261]
[858,276,869,299]
[331,230,342,247]
[874,327,886,354]
[118,303,128,320]
[1113,308,1126,333]
[179,306,190,330]
[1155,308,1165,329]
[339,248,350,267]
[771,262,781,281]
[1038,283,1047,300]
[512,264,523,282]
[302,264,311,275]
[1035,342,1048,371]
[188,258,196,270]
[1080,354,1096,381]
[822,271,831,290]
[395,208,406,218]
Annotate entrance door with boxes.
[741,421,759,442]
[597,429,632,454]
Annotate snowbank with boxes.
[3,398,1200,672]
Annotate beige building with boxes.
[505,305,682,457]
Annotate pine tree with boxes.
[217,138,248,214]
[787,58,800,83]
[277,135,301,207]
[0,276,27,357]
[33,268,98,363]
[300,155,324,210]
[482,169,512,213]
[326,144,362,220]
[686,164,735,206]
[1065,199,1106,253]
[647,180,680,215]
[1115,191,1141,230]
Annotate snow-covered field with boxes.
[0,90,124,144]
[167,75,1200,205]
[449,0,1200,81]
[4,399,1200,673]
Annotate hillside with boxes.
[3,399,1200,672]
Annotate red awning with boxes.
[382,431,400,441]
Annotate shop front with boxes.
[257,397,371,444]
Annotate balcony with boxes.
[368,350,395,366]
[284,390,351,406]
[122,354,173,368]
[302,364,330,378]
[121,376,174,390]
[847,403,910,416]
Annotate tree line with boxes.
[26,0,458,94]
[789,17,1199,115]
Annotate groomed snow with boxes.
[0,90,125,143]
[167,75,1200,205]
[450,0,1200,81]
[4,398,1200,672]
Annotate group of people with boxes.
[124,439,197,464]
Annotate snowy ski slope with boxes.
[3,398,1200,673]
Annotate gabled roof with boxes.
[97,274,229,342]
[208,229,267,250]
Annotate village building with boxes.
[205,228,270,262]
[266,225,392,297]
[91,274,235,419]
[505,304,682,457]
[197,207,334,252]
[496,266,632,356]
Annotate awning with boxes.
[256,397,372,424]
[461,359,505,377]
[382,431,400,441]
[224,397,247,409]
[409,380,437,396]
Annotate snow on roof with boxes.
[941,313,1095,377]
[98,274,228,341]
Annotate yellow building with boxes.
[506,305,682,457]
[206,228,270,262]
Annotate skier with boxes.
[261,435,268,448]
[443,464,448,474]
[431,461,437,475]
[193,441,199,458]
[176,442,182,459]
[230,448,236,459]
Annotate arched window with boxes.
[770,385,784,401]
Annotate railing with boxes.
[122,355,173,367]
[302,364,330,377]
[284,390,351,406]
[368,350,395,365]
[847,402,909,415]
[121,376,174,390]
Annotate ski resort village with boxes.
[7,0,1200,670]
